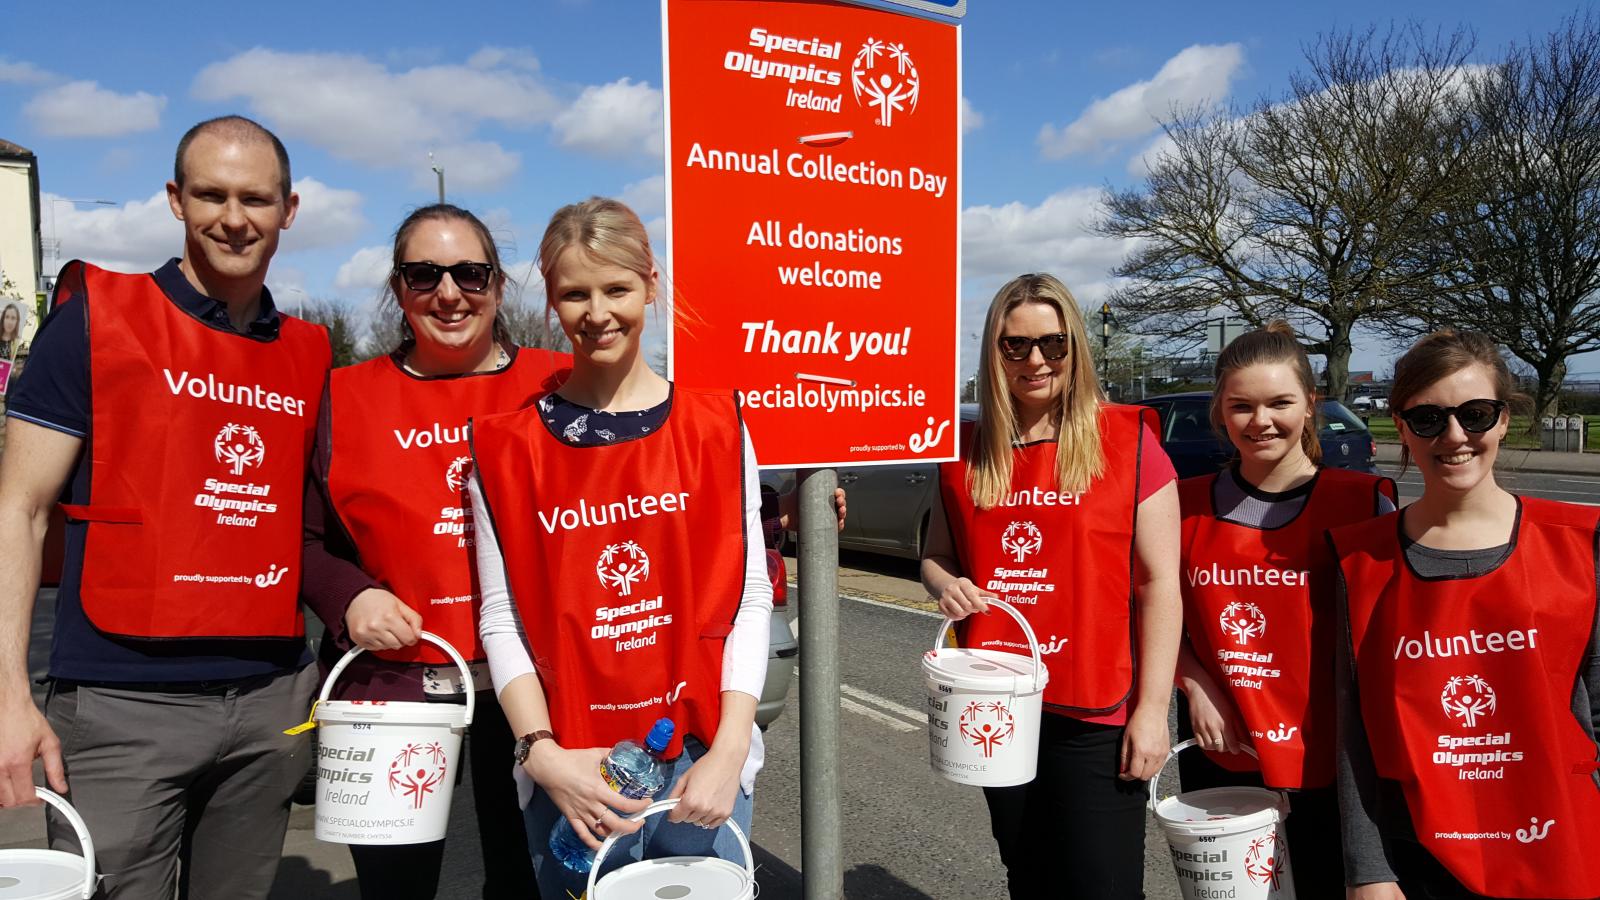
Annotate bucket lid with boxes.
[0,851,89,900]
[1154,786,1283,833]
[317,700,467,727]
[592,856,753,899]
[923,647,1048,694]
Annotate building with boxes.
[0,138,43,348]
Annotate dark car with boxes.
[1136,391,1379,479]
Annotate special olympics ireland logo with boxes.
[596,541,650,597]
[1243,832,1287,889]
[444,455,471,493]
[851,38,920,127]
[388,741,450,810]
[1000,521,1042,563]
[1441,674,1497,728]
[1219,602,1267,646]
[214,423,265,475]
[958,700,1014,758]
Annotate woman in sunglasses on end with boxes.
[1328,329,1600,900]
[300,204,569,899]
[921,273,1182,899]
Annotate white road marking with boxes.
[839,696,920,732]
[840,683,927,724]
[1559,478,1600,486]
[841,589,943,619]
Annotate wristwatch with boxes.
[513,730,555,764]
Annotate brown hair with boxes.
[384,203,511,350]
[1390,329,1525,468]
[969,273,1105,508]
[1209,320,1321,464]
[174,115,292,201]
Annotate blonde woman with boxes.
[0,302,26,361]
[922,273,1182,899]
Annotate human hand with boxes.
[1118,705,1171,781]
[1181,672,1247,755]
[0,694,65,807]
[936,577,993,621]
[525,742,649,850]
[666,745,743,829]
[833,488,847,532]
[344,588,422,652]
[1348,883,1406,900]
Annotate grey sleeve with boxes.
[1334,569,1400,887]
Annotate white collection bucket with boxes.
[0,787,97,900]
[1150,739,1296,900]
[586,799,755,900]
[312,631,475,845]
[922,598,1050,787]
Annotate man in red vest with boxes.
[0,116,330,900]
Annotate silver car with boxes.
[758,548,797,729]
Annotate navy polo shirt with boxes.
[7,259,313,683]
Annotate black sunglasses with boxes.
[1397,399,1507,438]
[395,262,496,294]
[998,332,1071,362]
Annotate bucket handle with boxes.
[1149,738,1289,818]
[319,631,476,726]
[585,798,755,897]
[33,786,98,899]
[932,598,1045,693]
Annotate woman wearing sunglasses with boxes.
[1330,329,1600,900]
[301,204,569,899]
[468,197,772,898]
[1173,322,1396,896]
[921,273,1182,899]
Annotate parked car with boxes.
[1136,391,1379,478]
[759,404,977,561]
[758,547,797,729]
[1351,394,1389,412]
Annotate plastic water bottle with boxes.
[549,717,675,873]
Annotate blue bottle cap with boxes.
[645,717,675,752]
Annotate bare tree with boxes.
[1100,25,1478,400]
[498,296,572,353]
[1389,14,1600,418]
[295,298,363,368]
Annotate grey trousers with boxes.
[45,665,317,900]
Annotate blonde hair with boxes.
[969,274,1105,508]
[1209,320,1322,464]
[537,197,655,300]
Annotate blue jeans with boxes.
[524,735,755,899]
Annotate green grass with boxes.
[1362,412,1600,451]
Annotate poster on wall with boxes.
[663,0,961,469]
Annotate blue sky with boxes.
[0,0,1586,381]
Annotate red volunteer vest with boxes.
[939,404,1153,715]
[1179,468,1395,788]
[325,350,569,666]
[60,261,329,639]
[1332,497,1600,899]
[470,388,745,757]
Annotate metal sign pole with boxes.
[797,466,842,899]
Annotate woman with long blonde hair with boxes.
[922,273,1182,899]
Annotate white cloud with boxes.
[1037,43,1244,159]
[43,191,176,274]
[0,59,52,85]
[334,246,393,292]
[280,178,367,254]
[551,78,663,160]
[25,81,166,138]
[961,96,985,132]
[963,187,1129,289]
[620,175,666,218]
[192,48,561,189]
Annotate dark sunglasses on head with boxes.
[395,262,495,294]
[997,332,1071,362]
[1397,399,1507,438]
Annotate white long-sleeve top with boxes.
[471,426,771,798]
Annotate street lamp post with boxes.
[429,153,445,204]
[45,197,116,269]
[1098,302,1116,385]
